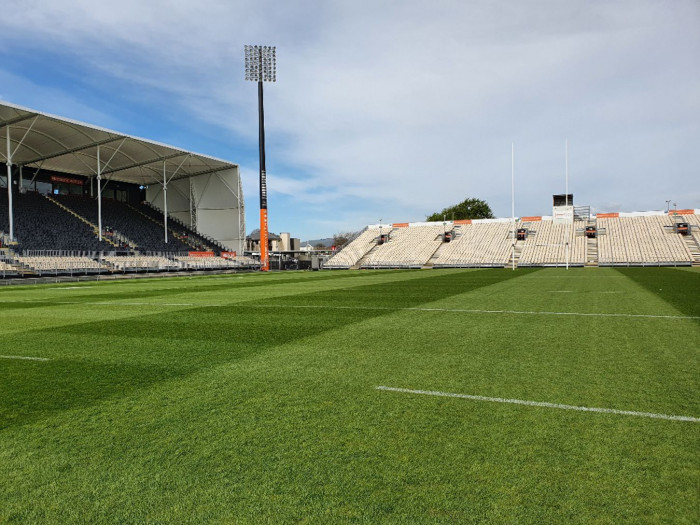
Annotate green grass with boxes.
[0,267,698,524]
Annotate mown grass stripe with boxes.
[376,386,700,422]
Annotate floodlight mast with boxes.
[245,45,276,271]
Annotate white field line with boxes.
[0,355,50,362]
[51,301,197,307]
[549,290,623,294]
[242,304,698,320]
[49,286,95,290]
[376,386,700,423]
[0,300,697,321]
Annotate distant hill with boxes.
[303,237,334,248]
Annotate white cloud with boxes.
[0,0,698,238]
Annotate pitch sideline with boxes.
[376,385,700,422]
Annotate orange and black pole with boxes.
[257,73,269,271]
[245,45,276,271]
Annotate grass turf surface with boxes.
[0,267,698,523]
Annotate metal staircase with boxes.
[353,244,380,269]
[423,242,447,268]
[125,203,199,251]
[43,195,121,248]
[507,242,524,268]
[682,234,700,266]
[140,202,227,253]
[506,226,526,268]
[585,220,599,267]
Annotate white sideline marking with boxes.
[0,355,50,362]
[242,304,698,320]
[376,386,700,423]
[549,290,623,294]
[3,300,697,321]
[51,301,196,307]
[49,286,95,290]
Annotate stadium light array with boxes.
[244,45,276,82]
[244,45,276,271]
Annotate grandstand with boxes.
[324,227,385,269]
[326,210,700,269]
[360,223,445,268]
[517,219,586,267]
[2,101,698,277]
[0,101,257,277]
[434,220,513,268]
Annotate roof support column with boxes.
[163,162,168,244]
[97,146,103,241]
[157,155,189,245]
[6,127,13,239]
[189,177,194,231]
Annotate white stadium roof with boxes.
[0,100,237,185]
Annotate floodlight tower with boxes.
[245,45,276,271]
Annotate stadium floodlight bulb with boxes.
[245,45,276,82]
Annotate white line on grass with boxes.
[549,290,623,294]
[0,355,50,362]
[376,386,700,423]
[241,304,698,321]
[4,300,697,321]
[49,286,95,290]
[50,301,196,307]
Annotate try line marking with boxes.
[13,301,697,321]
[0,355,50,362]
[376,386,700,423]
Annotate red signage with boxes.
[188,251,215,257]
[51,175,84,186]
[221,251,237,259]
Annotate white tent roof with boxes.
[0,100,238,185]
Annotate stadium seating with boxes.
[325,227,386,268]
[434,221,512,267]
[327,212,698,269]
[175,255,239,269]
[682,214,700,245]
[16,255,108,274]
[0,259,19,275]
[101,255,180,271]
[54,194,191,252]
[8,192,113,252]
[518,220,586,266]
[361,225,444,268]
[598,215,692,265]
[0,193,9,234]
[135,202,225,253]
[3,186,699,273]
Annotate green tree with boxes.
[332,233,351,248]
[426,198,494,222]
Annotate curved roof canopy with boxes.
[0,101,238,185]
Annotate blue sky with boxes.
[0,0,698,241]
